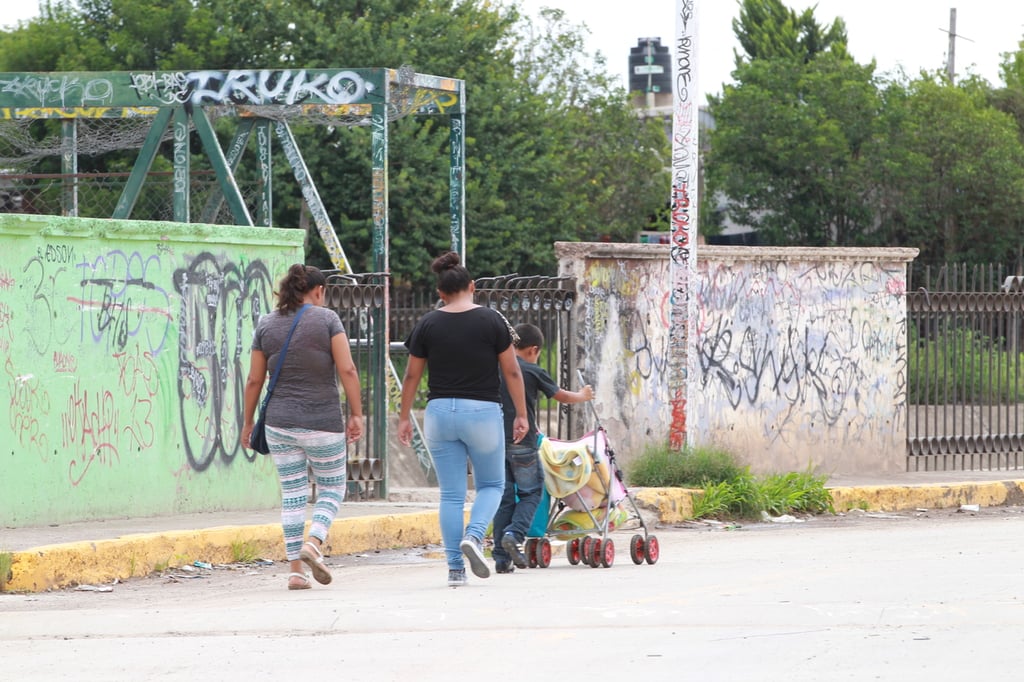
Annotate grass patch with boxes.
[230,539,262,564]
[908,325,1024,403]
[0,551,12,591]
[690,467,834,520]
[626,442,745,487]
[628,443,834,520]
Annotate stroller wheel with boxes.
[644,535,661,565]
[581,537,594,566]
[535,538,552,568]
[629,534,645,564]
[588,539,602,568]
[599,538,615,568]
[525,539,539,568]
[567,538,582,565]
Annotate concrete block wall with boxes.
[556,243,919,477]
[0,214,304,526]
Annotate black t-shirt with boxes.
[405,306,513,403]
[501,356,559,445]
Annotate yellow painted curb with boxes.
[8,480,1024,593]
[5,510,441,594]
[633,487,698,523]
[828,480,1024,513]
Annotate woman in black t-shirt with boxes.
[398,252,528,587]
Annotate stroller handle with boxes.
[576,369,602,425]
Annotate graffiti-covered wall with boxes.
[556,243,918,476]
[0,214,304,526]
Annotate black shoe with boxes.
[495,560,515,574]
[501,532,528,569]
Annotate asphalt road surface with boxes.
[3,506,1024,681]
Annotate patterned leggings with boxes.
[267,426,348,561]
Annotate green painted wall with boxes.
[0,214,304,526]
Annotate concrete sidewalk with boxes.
[3,471,1024,593]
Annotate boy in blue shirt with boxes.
[494,323,593,572]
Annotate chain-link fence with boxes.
[0,171,259,224]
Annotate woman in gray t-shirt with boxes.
[243,264,364,591]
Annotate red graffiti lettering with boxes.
[113,345,158,449]
[53,350,78,373]
[61,380,121,485]
[669,393,687,450]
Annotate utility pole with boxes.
[941,8,973,84]
[947,8,956,82]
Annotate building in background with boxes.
[628,37,756,246]
[629,37,673,113]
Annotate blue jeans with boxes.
[492,442,544,562]
[424,398,506,570]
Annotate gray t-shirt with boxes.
[252,304,348,432]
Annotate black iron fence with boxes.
[324,273,579,498]
[907,263,1024,471]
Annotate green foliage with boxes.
[707,52,880,246]
[627,443,833,520]
[704,2,1024,268]
[0,1,670,287]
[626,443,744,487]
[872,77,1024,264]
[690,480,744,519]
[691,468,834,520]
[907,325,1024,404]
[757,470,835,515]
[0,551,11,591]
[229,539,262,564]
[733,0,849,65]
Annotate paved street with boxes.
[3,508,1024,681]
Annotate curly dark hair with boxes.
[431,251,472,295]
[276,263,326,313]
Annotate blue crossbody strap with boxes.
[259,303,310,412]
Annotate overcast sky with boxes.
[4,1,1024,104]
[519,0,1024,103]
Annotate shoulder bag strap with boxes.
[260,303,310,411]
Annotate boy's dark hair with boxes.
[514,323,544,349]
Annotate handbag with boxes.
[250,304,310,454]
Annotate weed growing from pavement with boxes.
[627,443,743,487]
[0,551,11,591]
[230,539,262,564]
[628,444,834,520]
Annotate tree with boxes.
[0,0,670,286]
[732,0,849,66]
[706,53,880,245]
[871,75,1024,264]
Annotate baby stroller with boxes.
[523,372,660,569]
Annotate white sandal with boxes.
[299,541,332,585]
[287,571,311,590]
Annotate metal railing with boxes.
[324,274,389,499]
[906,264,1024,471]
[325,273,580,497]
